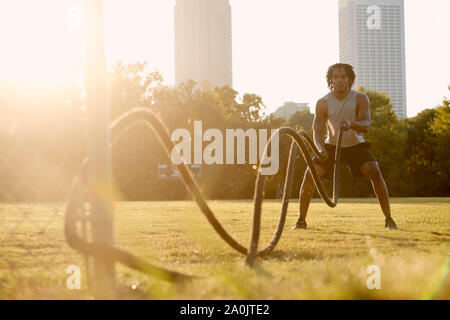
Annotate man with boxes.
[292,63,398,230]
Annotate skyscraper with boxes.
[174,0,232,88]
[339,0,407,118]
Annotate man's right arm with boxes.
[313,98,328,157]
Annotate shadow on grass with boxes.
[305,197,450,204]
[430,231,450,237]
[333,229,414,240]
[260,249,348,262]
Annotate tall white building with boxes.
[174,0,232,88]
[339,0,407,118]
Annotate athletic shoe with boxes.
[385,218,398,230]
[291,218,307,230]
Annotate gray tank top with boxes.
[323,90,365,147]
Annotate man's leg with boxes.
[292,164,326,229]
[359,161,397,229]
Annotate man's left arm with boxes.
[349,93,371,133]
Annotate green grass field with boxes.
[0,198,449,300]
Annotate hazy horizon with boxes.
[0,0,449,118]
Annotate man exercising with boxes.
[292,63,398,230]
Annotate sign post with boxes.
[84,0,116,298]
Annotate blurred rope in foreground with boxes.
[65,107,344,282]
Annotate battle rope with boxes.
[65,107,344,281]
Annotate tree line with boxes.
[0,61,448,201]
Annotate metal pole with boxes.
[83,0,116,298]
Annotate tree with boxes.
[353,87,408,196]
[0,80,83,201]
[287,110,314,133]
[428,88,450,195]
[404,108,437,196]
[109,61,163,120]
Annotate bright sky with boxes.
[0,0,449,118]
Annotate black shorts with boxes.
[312,142,376,179]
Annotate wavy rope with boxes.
[65,107,344,278]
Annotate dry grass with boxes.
[0,198,449,299]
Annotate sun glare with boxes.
[0,1,84,84]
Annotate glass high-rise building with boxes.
[339,0,407,118]
[174,0,232,88]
